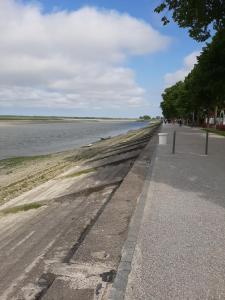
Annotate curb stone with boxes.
[108,135,158,300]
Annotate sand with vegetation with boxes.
[0,123,157,206]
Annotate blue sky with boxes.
[0,0,204,117]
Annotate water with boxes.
[0,120,148,160]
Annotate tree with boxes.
[139,115,151,120]
[197,29,225,107]
[193,29,225,125]
[160,29,225,126]
[184,64,213,124]
[160,81,188,119]
[155,0,225,41]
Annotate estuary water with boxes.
[0,120,148,160]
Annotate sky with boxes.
[0,0,205,117]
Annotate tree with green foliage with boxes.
[160,81,190,119]
[160,28,225,126]
[186,29,225,123]
[155,0,225,41]
[184,65,212,124]
[155,2,225,126]
[197,29,225,108]
[139,115,151,120]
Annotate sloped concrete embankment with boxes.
[0,124,159,300]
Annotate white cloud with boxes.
[0,0,170,112]
[164,51,200,87]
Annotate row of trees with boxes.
[160,29,225,125]
[139,115,151,121]
[155,1,225,126]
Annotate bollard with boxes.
[205,130,209,155]
[172,130,176,154]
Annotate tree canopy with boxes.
[139,115,151,120]
[160,29,225,122]
[155,0,225,41]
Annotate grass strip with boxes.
[64,167,96,178]
[1,202,45,215]
[0,155,49,168]
[203,128,225,137]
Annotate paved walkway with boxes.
[125,125,225,299]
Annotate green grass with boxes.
[0,155,49,168]
[0,115,64,121]
[64,167,96,178]
[203,128,225,137]
[1,202,45,215]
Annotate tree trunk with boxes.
[192,111,195,127]
[206,113,210,128]
[214,106,218,129]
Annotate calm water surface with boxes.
[0,120,148,160]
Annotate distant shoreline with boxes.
[0,119,139,127]
[0,115,137,122]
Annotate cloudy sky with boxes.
[0,0,204,117]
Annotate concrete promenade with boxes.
[125,124,225,299]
